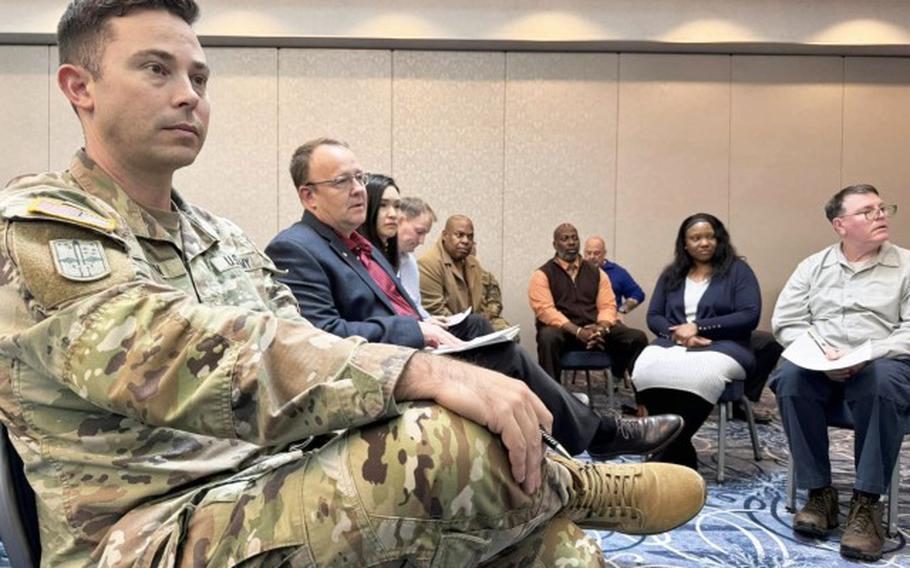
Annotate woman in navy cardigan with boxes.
[631,213,761,470]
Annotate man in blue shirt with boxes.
[583,236,645,315]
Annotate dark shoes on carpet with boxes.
[793,486,839,538]
[793,486,885,562]
[841,494,885,562]
[588,414,684,460]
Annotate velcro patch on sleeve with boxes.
[26,197,117,233]
[11,221,133,310]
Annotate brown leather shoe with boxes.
[549,454,706,535]
[840,494,885,562]
[793,486,839,537]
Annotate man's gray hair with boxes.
[399,197,437,222]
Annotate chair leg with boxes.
[605,371,614,410]
[717,402,727,483]
[888,455,900,537]
[740,398,763,461]
[786,456,796,513]
[584,371,593,409]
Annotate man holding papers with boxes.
[771,184,910,561]
[266,137,684,460]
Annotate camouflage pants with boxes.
[181,403,605,567]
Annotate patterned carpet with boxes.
[2,384,908,567]
[581,379,910,568]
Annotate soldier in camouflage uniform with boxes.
[0,1,706,566]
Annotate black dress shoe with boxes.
[587,414,684,460]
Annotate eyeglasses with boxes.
[840,204,898,221]
[305,171,369,191]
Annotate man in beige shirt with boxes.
[771,184,910,562]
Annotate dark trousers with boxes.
[449,315,604,455]
[536,323,648,381]
[747,330,784,403]
[771,358,910,495]
[637,388,714,470]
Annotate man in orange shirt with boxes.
[530,223,648,383]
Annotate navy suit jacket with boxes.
[646,258,761,375]
[265,211,426,348]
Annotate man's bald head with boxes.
[583,235,607,267]
[442,215,475,261]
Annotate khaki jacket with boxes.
[418,237,510,331]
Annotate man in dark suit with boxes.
[266,137,684,460]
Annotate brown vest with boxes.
[538,258,599,327]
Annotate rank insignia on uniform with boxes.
[49,239,112,281]
[27,198,117,233]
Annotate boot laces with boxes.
[803,491,834,517]
[573,463,640,520]
[845,498,879,536]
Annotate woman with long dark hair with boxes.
[631,213,761,470]
[357,174,401,271]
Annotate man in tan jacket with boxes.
[419,215,512,331]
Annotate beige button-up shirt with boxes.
[772,241,910,360]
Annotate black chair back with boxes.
[0,424,40,567]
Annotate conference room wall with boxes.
[2,47,909,349]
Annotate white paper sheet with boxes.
[444,307,472,327]
[781,331,872,371]
[429,325,521,355]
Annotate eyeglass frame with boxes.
[838,203,898,222]
[304,171,370,191]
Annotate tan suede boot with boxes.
[840,494,885,562]
[793,486,839,537]
[549,454,706,535]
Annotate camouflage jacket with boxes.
[0,151,413,567]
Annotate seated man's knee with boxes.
[536,326,565,348]
[348,403,524,518]
[770,362,816,398]
[850,359,910,399]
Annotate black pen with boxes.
[540,429,573,459]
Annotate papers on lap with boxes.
[429,325,521,355]
[782,330,872,371]
[444,307,472,327]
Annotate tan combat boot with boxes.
[793,486,839,537]
[840,494,885,561]
[549,454,706,535]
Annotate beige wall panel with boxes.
[393,51,506,283]
[278,49,392,232]
[173,48,278,249]
[1,46,49,185]
[843,57,910,248]
[48,46,85,172]
[503,52,619,346]
[616,54,731,334]
[730,56,843,329]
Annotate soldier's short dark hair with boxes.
[824,184,879,222]
[289,138,350,189]
[58,0,200,77]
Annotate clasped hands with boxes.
[576,323,609,349]
[669,322,712,348]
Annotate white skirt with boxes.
[631,344,746,403]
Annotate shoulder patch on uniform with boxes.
[49,239,112,282]
[26,197,117,233]
[10,221,133,310]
